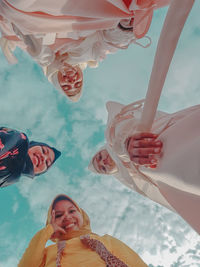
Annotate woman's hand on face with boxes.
[125,132,163,168]
[50,210,66,239]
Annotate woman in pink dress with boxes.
[89,100,200,234]
[0,0,170,41]
[0,0,170,101]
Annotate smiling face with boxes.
[28,145,55,175]
[54,200,83,232]
[57,63,83,98]
[92,149,117,174]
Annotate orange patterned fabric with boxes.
[81,235,129,267]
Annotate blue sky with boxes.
[0,3,200,267]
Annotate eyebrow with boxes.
[55,205,75,213]
[68,205,77,210]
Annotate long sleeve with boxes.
[0,172,20,187]
[105,101,175,210]
[104,235,148,267]
[0,127,29,188]
[18,224,54,267]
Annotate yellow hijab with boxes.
[46,194,92,241]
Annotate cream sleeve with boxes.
[18,224,54,267]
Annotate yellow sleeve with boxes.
[105,235,148,267]
[18,224,54,267]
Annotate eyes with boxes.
[69,209,76,214]
[74,81,82,89]
[42,146,52,168]
[55,209,76,219]
[96,153,106,173]
[42,146,48,155]
[97,153,102,161]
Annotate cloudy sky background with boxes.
[0,2,200,267]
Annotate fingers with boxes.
[126,132,163,168]
[131,157,158,166]
[131,132,158,140]
[57,226,67,235]
[127,133,162,147]
[130,147,161,157]
[127,137,162,155]
[51,209,55,224]
[51,228,66,239]
[131,139,162,148]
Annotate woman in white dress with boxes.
[89,100,200,234]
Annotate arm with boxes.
[0,127,28,156]
[18,225,54,267]
[0,128,29,188]
[11,24,55,66]
[106,102,162,167]
[138,0,195,132]
[0,173,20,188]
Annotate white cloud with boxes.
[1,3,200,267]
[12,202,19,214]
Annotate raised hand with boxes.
[50,210,66,239]
[126,132,163,168]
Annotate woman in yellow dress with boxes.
[18,194,147,267]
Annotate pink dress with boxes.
[0,0,170,85]
[0,0,170,42]
[104,100,200,234]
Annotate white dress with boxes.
[104,100,200,234]
[0,0,169,66]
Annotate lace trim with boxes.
[56,240,66,267]
[109,99,145,145]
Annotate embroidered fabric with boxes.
[56,240,66,267]
[80,235,129,267]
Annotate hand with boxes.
[50,210,66,239]
[125,132,163,168]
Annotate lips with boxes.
[62,222,76,230]
[33,154,40,167]
[104,154,111,166]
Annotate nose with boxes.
[63,212,72,221]
[40,154,44,163]
[40,153,48,164]
[103,158,107,165]
[67,75,76,83]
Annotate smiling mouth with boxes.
[63,223,75,230]
[34,154,40,167]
